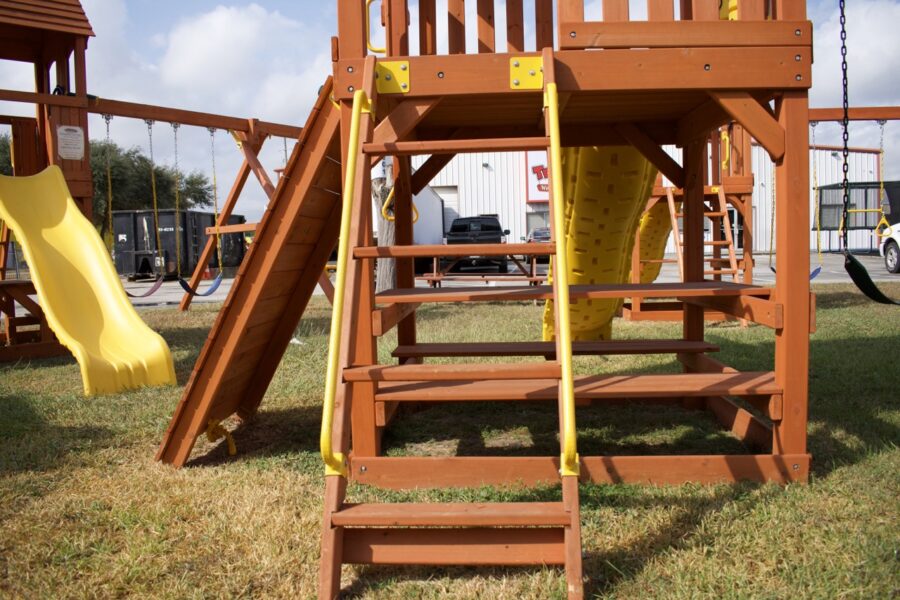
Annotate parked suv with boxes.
[881,226,900,274]
[445,215,511,272]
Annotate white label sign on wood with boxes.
[57,126,85,160]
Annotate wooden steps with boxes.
[392,339,719,358]
[333,502,570,527]
[376,282,771,304]
[344,361,561,382]
[375,372,780,402]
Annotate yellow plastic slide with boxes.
[543,146,657,341]
[636,196,680,284]
[0,166,175,395]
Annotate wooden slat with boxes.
[561,21,811,49]
[706,396,773,451]
[807,106,900,122]
[680,294,783,328]
[419,0,437,55]
[342,528,565,565]
[602,0,629,22]
[204,223,257,235]
[333,502,569,527]
[506,0,524,51]
[534,0,553,50]
[375,371,781,402]
[648,0,675,21]
[376,282,773,304]
[363,136,549,155]
[448,0,465,54]
[355,242,553,258]
[392,339,719,358]
[350,454,811,488]
[372,302,419,336]
[476,0,495,53]
[709,91,786,161]
[344,362,561,382]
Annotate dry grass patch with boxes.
[1,283,899,598]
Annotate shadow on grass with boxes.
[0,393,112,476]
[184,405,323,468]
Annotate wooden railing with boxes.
[338,1,785,59]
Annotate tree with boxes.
[0,133,12,176]
[90,140,213,238]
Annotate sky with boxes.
[1,0,899,222]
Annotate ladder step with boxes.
[392,340,719,359]
[333,502,570,527]
[342,527,565,566]
[640,258,678,264]
[705,269,739,275]
[363,137,550,156]
[354,243,554,259]
[375,371,780,402]
[376,282,769,304]
[344,362,561,382]
[703,240,731,246]
[704,211,727,217]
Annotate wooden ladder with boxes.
[318,76,584,598]
[667,186,741,283]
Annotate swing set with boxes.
[100,114,231,298]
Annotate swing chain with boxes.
[172,123,182,278]
[207,128,224,273]
[103,114,114,248]
[144,119,163,270]
[839,0,850,252]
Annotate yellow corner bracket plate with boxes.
[510,57,543,90]
[375,61,410,94]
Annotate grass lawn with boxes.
[1,282,898,599]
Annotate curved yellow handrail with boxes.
[720,128,731,174]
[545,82,579,478]
[366,0,386,54]
[320,89,370,478]
[380,187,419,223]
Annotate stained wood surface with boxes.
[333,502,570,527]
[374,371,780,402]
[392,340,719,357]
[344,362,561,382]
[355,243,553,258]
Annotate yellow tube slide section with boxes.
[637,197,680,284]
[0,167,175,395]
[543,147,657,341]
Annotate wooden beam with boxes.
[808,106,900,122]
[705,396,773,452]
[205,223,257,235]
[614,122,684,188]
[710,91,785,161]
[560,21,810,49]
[350,454,811,488]
[364,136,548,155]
[370,99,441,146]
[372,302,419,336]
[410,153,455,194]
[680,294,783,328]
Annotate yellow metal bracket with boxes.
[376,61,410,94]
[510,57,543,90]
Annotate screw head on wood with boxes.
[347,66,354,73]
[796,74,802,81]
[569,31,576,38]
[795,54,802,61]
[437,71,444,78]
[704,64,711,71]
[360,465,367,473]
[795,29,802,36]
[348,86,354,92]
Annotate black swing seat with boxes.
[843,251,900,305]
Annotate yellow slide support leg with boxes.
[543,147,657,341]
[0,167,176,395]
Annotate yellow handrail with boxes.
[320,89,370,478]
[545,82,579,478]
[365,0,386,54]
[380,187,419,223]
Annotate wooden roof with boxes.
[0,0,94,38]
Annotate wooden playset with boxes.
[154,1,820,596]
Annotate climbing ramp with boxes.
[542,146,657,341]
[0,166,175,395]
[157,81,342,466]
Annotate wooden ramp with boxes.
[156,80,341,467]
